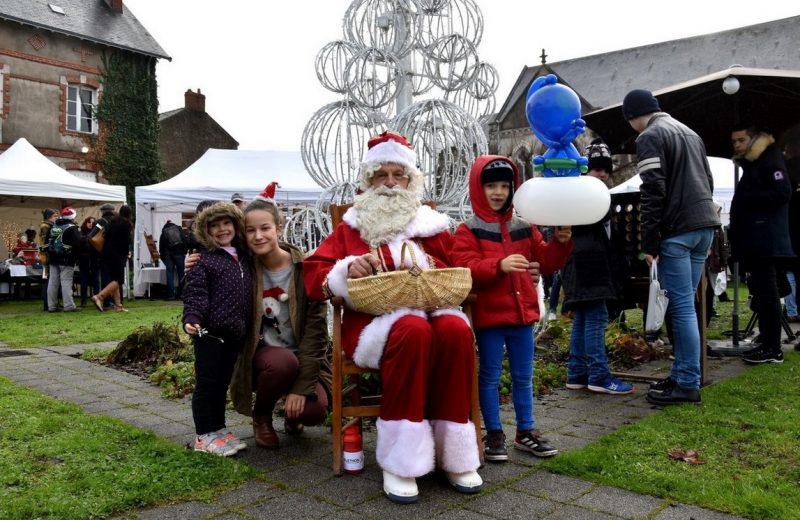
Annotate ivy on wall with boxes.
[93,52,163,202]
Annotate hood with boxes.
[194,202,245,252]
[741,132,776,162]
[468,155,520,223]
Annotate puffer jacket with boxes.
[182,202,253,339]
[452,155,572,329]
[230,243,332,416]
[636,113,720,255]
[729,133,794,264]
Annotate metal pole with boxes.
[731,161,741,345]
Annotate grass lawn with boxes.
[0,376,256,520]
[0,298,184,348]
[541,352,800,520]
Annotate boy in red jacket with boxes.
[452,156,572,462]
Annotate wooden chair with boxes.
[328,202,483,475]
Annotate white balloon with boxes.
[513,176,611,226]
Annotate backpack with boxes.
[161,224,184,250]
[48,222,76,257]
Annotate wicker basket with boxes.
[347,242,472,315]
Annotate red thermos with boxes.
[342,425,364,474]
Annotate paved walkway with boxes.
[0,339,760,520]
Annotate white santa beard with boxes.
[353,186,421,248]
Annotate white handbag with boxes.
[645,262,669,333]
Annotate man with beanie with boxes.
[304,131,483,503]
[46,207,82,312]
[452,155,571,463]
[729,125,793,364]
[562,139,633,395]
[622,89,720,405]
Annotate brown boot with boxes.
[92,281,118,312]
[253,416,279,449]
[112,284,128,312]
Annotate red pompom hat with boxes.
[255,181,280,202]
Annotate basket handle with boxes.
[399,241,421,269]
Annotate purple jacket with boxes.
[182,248,253,339]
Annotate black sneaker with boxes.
[483,430,508,462]
[648,376,675,395]
[741,344,763,357]
[646,384,701,406]
[514,430,558,457]
[742,348,784,364]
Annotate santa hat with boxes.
[60,207,77,220]
[256,182,280,203]
[262,287,288,302]
[359,131,423,195]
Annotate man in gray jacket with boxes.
[622,89,721,405]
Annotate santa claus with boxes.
[304,131,482,503]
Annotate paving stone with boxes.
[214,479,283,508]
[574,486,664,519]
[476,459,531,488]
[243,491,339,519]
[311,472,385,506]
[125,500,224,519]
[266,461,336,490]
[465,488,557,519]
[542,504,619,519]
[514,471,594,503]
[557,422,619,439]
[652,503,745,520]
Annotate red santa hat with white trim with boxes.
[359,131,423,196]
[255,181,280,203]
[262,286,288,302]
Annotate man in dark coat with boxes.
[730,126,794,364]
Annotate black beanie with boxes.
[584,138,613,173]
[622,89,661,120]
[481,160,515,185]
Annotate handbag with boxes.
[644,262,669,333]
[347,241,472,315]
[88,226,105,253]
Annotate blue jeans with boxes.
[567,300,610,385]
[475,325,534,432]
[162,252,185,298]
[785,271,797,317]
[659,228,714,390]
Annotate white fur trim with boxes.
[342,204,449,238]
[430,308,471,326]
[364,140,417,170]
[325,255,360,308]
[387,237,430,269]
[353,308,426,369]
[431,420,481,473]
[377,418,435,477]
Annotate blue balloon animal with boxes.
[525,74,588,177]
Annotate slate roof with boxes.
[0,0,169,60]
[494,15,800,127]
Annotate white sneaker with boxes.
[548,312,557,321]
[446,470,484,494]
[382,470,418,504]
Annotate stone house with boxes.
[0,0,168,182]
[158,89,238,180]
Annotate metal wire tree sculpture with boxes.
[301,0,496,223]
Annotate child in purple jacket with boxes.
[183,202,253,456]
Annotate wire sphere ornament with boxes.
[344,0,420,58]
[345,47,404,109]
[315,40,359,94]
[408,46,435,96]
[446,82,495,120]
[423,34,479,92]
[313,182,360,235]
[416,0,483,51]
[283,208,329,253]
[466,61,498,99]
[301,101,388,188]
[393,99,487,205]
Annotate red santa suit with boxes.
[304,204,480,478]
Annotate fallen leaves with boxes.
[668,448,706,465]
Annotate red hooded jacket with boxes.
[452,155,572,329]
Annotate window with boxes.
[67,85,96,133]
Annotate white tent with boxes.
[133,148,323,296]
[610,157,736,225]
[0,138,126,257]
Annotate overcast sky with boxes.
[123,0,798,151]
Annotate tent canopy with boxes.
[135,149,322,205]
[0,138,127,208]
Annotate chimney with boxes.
[104,0,123,13]
[184,89,205,113]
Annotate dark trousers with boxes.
[79,256,100,305]
[747,261,781,351]
[252,346,328,424]
[192,333,241,435]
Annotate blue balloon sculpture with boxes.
[525,74,588,177]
